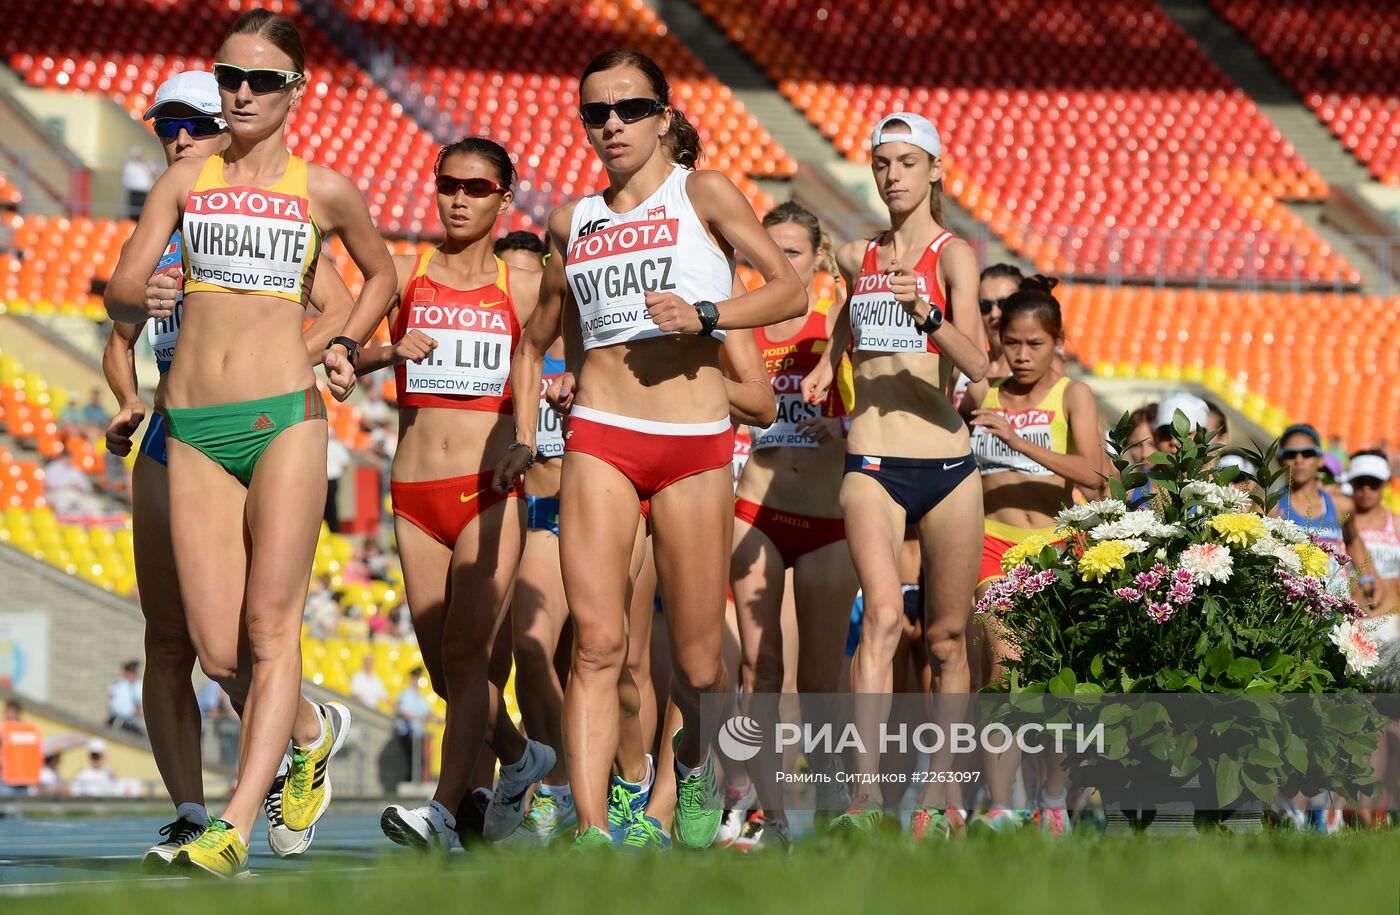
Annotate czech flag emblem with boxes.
[861,456,881,471]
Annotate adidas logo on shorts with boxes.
[252,414,275,431]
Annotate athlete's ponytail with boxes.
[762,201,837,277]
[999,274,1063,338]
[581,49,705,169]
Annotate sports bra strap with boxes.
[929,231,955,255]
[412,250,434,278]
[494,257,509,295]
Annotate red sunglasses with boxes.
[435,175,507,198]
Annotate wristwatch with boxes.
[327,335,361,367]
[693,300,720,337]
[915,300,945,335]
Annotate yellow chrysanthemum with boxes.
[1293,543,1330,578]
[1001,534,1055,571]
[1078,540,1135,583]
[1208,513,1267,548]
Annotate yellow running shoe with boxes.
[280,701,352,831]
[173,818,248,878]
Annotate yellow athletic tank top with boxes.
[971,376,1074,477]
[182,152,321,306]
[813,295,856,414]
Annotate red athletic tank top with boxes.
[848,231,955,355]
[751,307,846,451]
[392,251,521,413]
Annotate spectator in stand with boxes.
[44,446,106,516]
[68,739,119,796]
[106,660,144,735]
[394,667,435,784]
[362,541,391,582]
[80,387,111,430]
[38,747,65,796]
[198,680,240,768]
[58,395,87,435]
[120,146,158,219]
[326,431,352,532]
[350,656,388,710]
[304,576,342,639]
[358,382,393,428]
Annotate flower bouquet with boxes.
[975,412,1382,809]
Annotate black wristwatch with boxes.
[915,300,945,336]
[327,335,361,367]
[693,300,720,337]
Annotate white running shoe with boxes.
[510,786,577,847]
[381,799,458,853]
[714,779,758,848]
[142,811,207,869]
[264,766,316,858]
[482,740,557,842]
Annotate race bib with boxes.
[567,219,679,346]
[536,375,565,458]
[848,271,931,353]
[752,374,821,450]
[149,231,183,367]
[402,300,512,397]
[184,187,313,296]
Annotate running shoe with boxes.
[265,769,315,857]
[731,810,765,853]
[173,818,248,879]
[1307,792,1344,835]
[456,787,492,846]
[512,786,577,847]
[281,701,352,832]
[970,807,1023,834]
[142,810,207,869]
[483,739,557,841]
[829,795,884,834]
[813,773,851,828]
[606,757,655,843]
[672,729,722,849]
[570,826,614,852]
[1038,805,1071,838]
[621,814,672,852]
[381,799,458,853]
[735,813,791,854]
[715,778,758,847]
[910,807,945,843]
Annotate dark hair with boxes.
[494,231,546,257]
[980,263,1024,284]
[221,9,306,74]
[762,201,837,276]
[1129,404,1158,430]
[580,49,704,169]
[434,137,515,190]
[1351,448,1388,462]
[998,274,1062,338]
[1205,401,1228,434]
[875,117,944,226]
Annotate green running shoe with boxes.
[570,826,614,852]
[672,729,721,849]
[830,795,884,833]
[621,814,672,852]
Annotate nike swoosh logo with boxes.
[942,461,965,470]
[460,491,480,503]
[480,299,506,308]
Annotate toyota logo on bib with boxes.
[717,715,763,762]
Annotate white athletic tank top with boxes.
[1360,513,1400,579]
[565,166,733,350]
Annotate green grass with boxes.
[8,831,1400,915]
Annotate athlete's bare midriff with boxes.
[846,350,968,458]
[736,441,844,517]
[575,335,730,424]
[524,457,563,498]
[982,472,1073,529]
[163,290,316,408]
[393,406,513,484]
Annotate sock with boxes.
[503,741,534,778]
[427,799,457,830]
[277,753,291,778]
[1040,790,1068,809]
[302,706,329,753]
[675,753,710,782]
[543,783,573,805]
[176,802,207,824]
[641,755,656,794]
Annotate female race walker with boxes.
[950,263,1020,411]
[725,201,857,851]
[104,68,355,865]
[105,10,394,877]
[960,276,1103,837]
[804,112,990,840]
[495,48,804,850]
[345,138,553,852]
[1350,451,1400,616]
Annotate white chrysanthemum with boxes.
[1250,537,1303,573]
[1056,499,1126,530]
[1181,481,1253,514]
[1090,510,1184,542]
[1179,542,1234,584]
[1262,516,1307,545]
[1120,538,1152,555]
[1331,622,1380,678]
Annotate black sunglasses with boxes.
[1279,447,1322,461]
[435,175,507,198]
[213,63,303,94]
[1351,477,1386,488]
[979,296,1009,315]
[153,116,226,139]
[579,97,664,129]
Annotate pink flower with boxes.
[1167,581,1195,605]
[1010,565,1032,584]
[1146,602,1175,623]
[1114,587,1143,601]
[1135,571,1163,591]
[1151,563,1169,577]
[1172,568,1195,586]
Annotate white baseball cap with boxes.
[144,70,223,120]
[1154,392,1209,433]
[1348,453,1392,484]
[87,738,107,754]
[1218,452,1258,476]
[870,112,941,157]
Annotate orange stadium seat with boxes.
[1210,0,1400,187]
[693,0,1356,285]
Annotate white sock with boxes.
[676,753,710,782]
[544,783,573,804]
[1040,790,1068,809]
[176,802,207,824]
[277,753,291,778]
[641,755,656,794]
[302,706,329,752]
[427,799,456,830]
